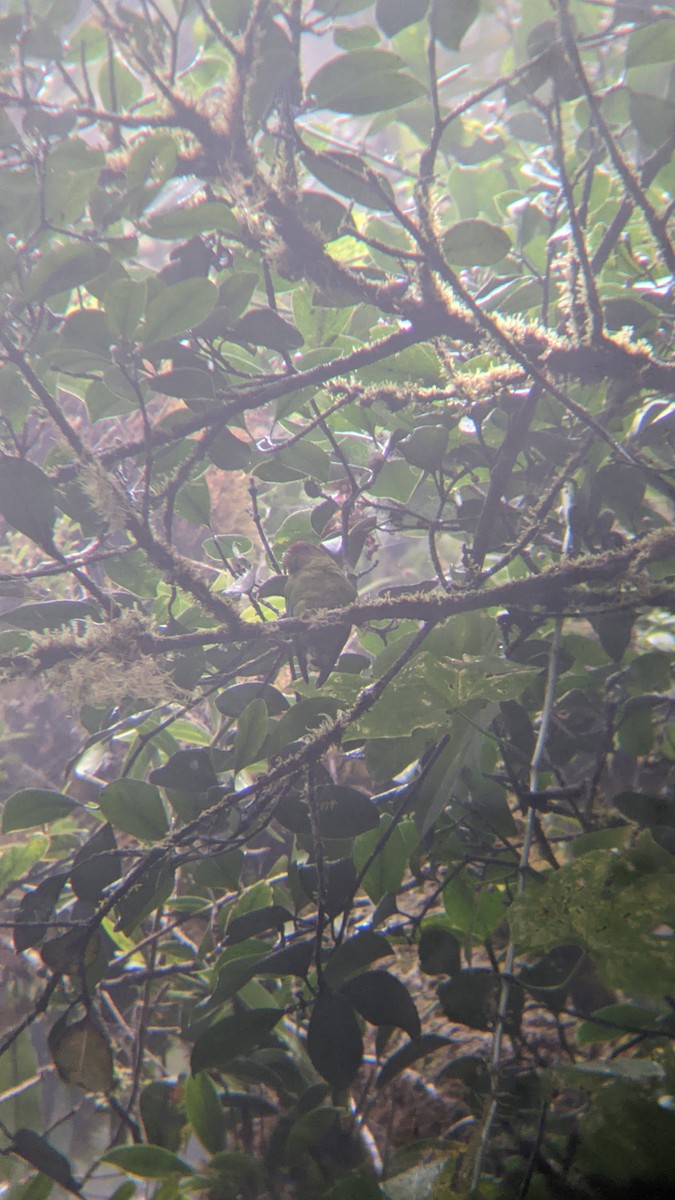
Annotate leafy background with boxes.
[0,1,674,1197]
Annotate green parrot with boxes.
[282,541,357,686]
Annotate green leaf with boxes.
[0,600,100,631]
[14,872,69,952]
[115,861,175,934]
[442,219,512,266]
[617,699,654,757]
[2,788,78,833]
[313,0,373,11]
[625,651,672,693]
[202,1150,266,1188]
[149,748,218,794]
[184,1072,227,1153]
[418,924,461,976]
[298,191,348,239]
[629,90,675,149]
[203,947,262,1005]
[613,791,675,829]
[105,549,160,596]
[311,497,339,536]
[226,904,292,944]
[309,50,426,114]
[24,23,63,60]
[126,133,177,191]
[40,926,102,976]
[0,456,57,549]
[571,826,630,859]
[149,367,215,399]
[334,25,380,49]
[399,424,448,470]
[10,1172,55,1200]
[443,871,505,940]
[23,244,110,301]
[13,873,68,955]
[317,786,380,838]
[307,990,363,1088]
[577,1003,664,1046]
[175,477,212,525]
[626,18,675,69]
[0,836,49,890]
[190,848,244,890]
[354,818,409,903]
[272,440,333,482]
[341,970,421,1038]
[234,698,269,772]
[266,696,340,756]
[70,823,121,904]
[190,1008,282,1074]
[103,1146,193,1179]
[216,683,289,718]
[591,462,645,529]
[104,278,147,340]
[323,931,393,986]
[590,612,634,662]
[508,846,675,996]
[98,780,168,840]
[325,1176,384,1200]
[302,147,395,210]
[376,1033,451,1088]
[98,56,142,110]
[256,939,315,978]
[438,969,523,1032]
[466,782,518,839]
[12,1130,81,1194]
[516,950,579,1014]
[430,0,479,49]
[437,1053,489,1093]
[284,1107,344,1177]
[204,534,254,566]
[231,308,303,351]
[376,0,429,38]
[208,427,252,470]
[145,201,240,239]
[141,278,218,345]
[297,857,357,918]
[48,1015,114,1092]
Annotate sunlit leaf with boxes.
[626,18,675,68]
[2,789,78,833]
[98,780,168,840]
[103,1146,193,1179]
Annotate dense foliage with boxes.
[1,1,674,1197]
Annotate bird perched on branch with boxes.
[282,541,357,687]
